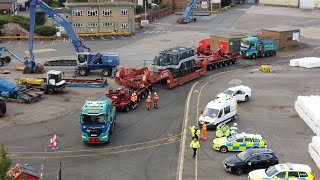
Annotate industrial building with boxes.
[0,0,18,15]
[259,0,320,9]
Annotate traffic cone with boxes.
[52,140,59,150]
[53,133,59,142]
[49,137,54,147]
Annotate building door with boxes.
[219,41,228,52]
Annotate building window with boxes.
[73,23,83,28]
[87,10,98,16]
[87,22,98,28]
[101,22,113,27]
[65,15,69,19]
[121,9,128,16]
[102,10,112,16]
[72,10,83,17]
[121,23,128,29]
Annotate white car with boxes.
[217,85,252,102]
[248,163,315,180]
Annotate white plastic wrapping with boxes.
[295,101,317,133]
[290,57,320,68]
[309,143,320,170]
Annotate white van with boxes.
[198,96,237,129]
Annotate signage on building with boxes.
[293,32,300,41]
[211,0,221,3]
[141,20,149,27]
[201,1,208,9]
[138,0,143,5]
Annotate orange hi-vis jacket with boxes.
[154,95,159,104]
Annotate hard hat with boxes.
[148,96,151,98]
[154,92,157,95]
[133,93,136,95]
[233,123,237,127]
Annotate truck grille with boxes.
[86,127,102,136]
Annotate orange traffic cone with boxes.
[49,137,54,147]
[52,140,59,150]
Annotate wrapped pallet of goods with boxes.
[309,136,320,170]
[289,57,320,68]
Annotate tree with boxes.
[35,11,46,26]
[58,0,66,7]
[36,25,58,36]
[0,145,12,180]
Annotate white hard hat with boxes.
[133,93,136,95]
[154,92,157,95]
[233,123,237,127]
[148,96,151,98]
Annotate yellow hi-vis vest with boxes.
[190,141,200,149]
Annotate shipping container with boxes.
[210,32,250,54]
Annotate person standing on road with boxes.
[190,126,200,140]
[190,138,200,159]
[153,92,159,109]
[201,122,207,141]
[146,95,152,110]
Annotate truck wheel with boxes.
[262,52,266,58]
[0,100,6,117]
[194,18,197,21]
[224,62,228,66]
[102,68,111,77]
[0,59,4,67]
[46,88,55,95]
[4,56,11,63]
[245,95,249,102]
[272,51,276,56]
[209,65,213,70]
[138,95,141,102]
[79,68,88,76]
[252,54,256,59]
[214,64,218,69]
[219,63,223,68]
[141,92,145,99]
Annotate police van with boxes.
[198,96,237,129]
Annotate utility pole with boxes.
[144,0,147,20]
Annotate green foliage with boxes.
[43,0,59,7]
[58,0,66,7]
[0,145,12,180]
[0,15,30,31]
[152,3,170,11]
[36,25,58,36]
[135,5,144,14]
[35,11,46,26]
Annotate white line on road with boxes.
[281,55,295,58]
[19,41,22,44]
[40,173,43,179]
[121,35,126,39]
[41,164,43,170]
[111,36,115,40]
[314,46,320,49]
[90,37,94,41]
[131,35,136,39]
[52,40,54,45]
[41,41,44,45]
[6,41,11,44]
[101,36,105,40]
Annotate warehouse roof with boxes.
[262,27,300,32]
[65,2,135,7]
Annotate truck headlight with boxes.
[82,135,86,138]
[102,134,108,139]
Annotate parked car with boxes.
[217,85,252,102]
[248,163,316,180]
[223,149,279,175]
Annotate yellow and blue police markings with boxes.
[213,134,267,153]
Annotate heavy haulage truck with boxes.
[109,46,209,112]
[240,36,277,59]
[78,96,116,144]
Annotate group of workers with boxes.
[130,92,159,110]
[190,122,238,159]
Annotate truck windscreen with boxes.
[83,114,105,125]
[240,41,249,48]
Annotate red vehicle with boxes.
[196,39,211,56]
[199,48,239,70]
[109,57,209,112]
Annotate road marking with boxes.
[23,48,56,54]
[41,41,43,45]
[10,140,180,159]
[41,164,43,170]
[80,37,84,41]
[314,46,320,49]
[6,41,11,44]
[195,155,198,180]
[52,40,54,45]
[19,41,22,44]
[121,35,126,39]
[90,37,94,41]
[101,36,105,40]
[131,35,136,39]
[280,55,295,58]
[111,36,115,40]
[40,173,43,179]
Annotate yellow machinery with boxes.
[259,65,273,73]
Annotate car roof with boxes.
[236,133,263,139]
[245,148,274,154]
[206,96,236,109]
[227,85,249,91]
[275,163,312,172]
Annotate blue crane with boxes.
[28,0,120,77]
[177,0,202,24]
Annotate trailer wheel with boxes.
[224,62,228,66]
[0,59,4,67]
[262,52,266,58]
[138,95,141,102]
[46,88,55,95]
[214,64,218,69]
[141,92,145,99]
[4,56,11,63]
[219,63,223,68]
[209,65,213,70]
[272,51,276,56]
[0,100,6,117]
[194,18,197,22]
[102,68,112,77]
[79,68,88,76]
[234,59,238,64]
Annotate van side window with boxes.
[288,171,299,178]
[299,172,308,177]
[224,106,230,114]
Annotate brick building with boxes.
[0,0,18,15]
[261,27,300,48]
[48,2,135,34]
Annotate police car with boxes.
[213,132,267,153]
[217,85,252,102]
[248,163,316,180]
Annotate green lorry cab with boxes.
[240,36,277,59]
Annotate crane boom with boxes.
[28,0,90,62]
